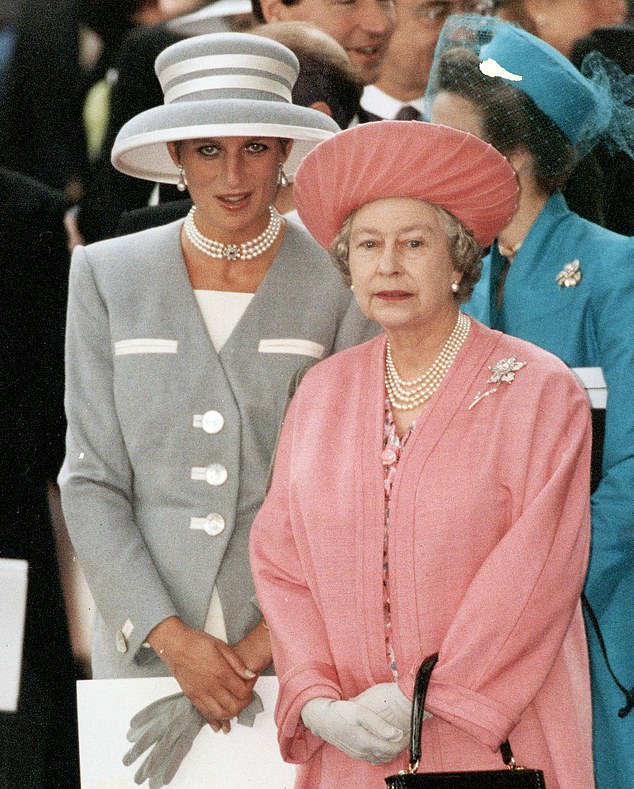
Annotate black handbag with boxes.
[385,654,546,788]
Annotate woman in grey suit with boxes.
[59,31,375,786]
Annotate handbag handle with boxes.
[406,654,518,774]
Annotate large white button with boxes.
[190,513,226,535]
[202,410,224,434]
[204,513,225,536]
[205,463,228,486]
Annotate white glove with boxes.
[352,682,413,737]
[301,697,408,765]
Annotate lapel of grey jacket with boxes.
[154,221,242,410]
[164,221,316,393]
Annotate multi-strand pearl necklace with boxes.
[184,205,283,261]
[385,312,471,411]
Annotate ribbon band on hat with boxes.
[159,53,297,88]
[164,76,292,104]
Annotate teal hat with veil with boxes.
[425,14,634,161]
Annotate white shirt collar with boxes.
[360,85,426,119]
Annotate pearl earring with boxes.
[451,281,459,293]
[277,164,289,188]
[177,165,187,192]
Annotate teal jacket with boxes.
[465,192,634,789]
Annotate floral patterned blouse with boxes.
[380,396,415,680]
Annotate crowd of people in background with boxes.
[0,0,633,787]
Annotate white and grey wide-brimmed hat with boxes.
[111,32,340,183]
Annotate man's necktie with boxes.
[357,107,383,123]
[394,105,420,121]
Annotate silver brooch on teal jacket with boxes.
[468,357,527,410]
[556,259,582,287]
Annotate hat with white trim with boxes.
[111,32,340,183]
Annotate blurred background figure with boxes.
[359,0,494,122]
[253,22,363,137]
[252,0,396,86]
[493,0,628,57]
[0,0,150,201]
[428,15,634,788]
[0,167,79,789]
[569,24,634,235]
[0,0,211,204]
[0,0,22,102]
[166,0,254,33]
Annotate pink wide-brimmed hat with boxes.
[293,121,519,248]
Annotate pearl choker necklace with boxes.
[385,312,471,411]
[184,205,283,261]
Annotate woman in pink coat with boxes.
[249,121,595,789]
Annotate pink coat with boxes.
[250,319,594,789]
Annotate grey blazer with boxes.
[58,219,378,678]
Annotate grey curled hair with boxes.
[329,204,484,304]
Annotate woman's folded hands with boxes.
[352,681,412,733]
[122,617,270,786]
[301,682,412,765]
[146,616,258,725]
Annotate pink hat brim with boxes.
[294,121,519,249]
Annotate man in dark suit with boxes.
[359,0,494,122]
[0,168,79,788]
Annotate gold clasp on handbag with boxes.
[399,759,419,775]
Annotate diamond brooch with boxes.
[556,259,582,288]
[468,357,527,410]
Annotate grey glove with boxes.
[123,693,205,788]
[236,690,264,727]
[123,690,264,787]
[301,697,408,765]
